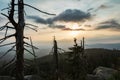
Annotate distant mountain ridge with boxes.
[86,43,120,50]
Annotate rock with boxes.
[24,75,41,80]
[93,66,117,80]
[86,66,118,80]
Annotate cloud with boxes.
[62,28,85,31]
[98,4,110,9]
[27,9,91,30]
[52,9,91,22]
[84,25,91,27]
[48,24,65,29]
[27,16,47,24]
[87,8,94,12]
[28,9,91,24]
[95,20,120,31]
[27,16,66,29]
[88,4,111,13]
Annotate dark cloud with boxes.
[62,28,85,31]
[98,5,110,9]
[27,9,91,30]
[88,4,111,13]
[27,16,47,24]
[46,18,53,24]
[27,9,91,23]
[48,24,65,29]
[84,25,91,27]
[52,9,91,22]
[27,15,65,29]
[87,8,94,12]
[95,20,120,31]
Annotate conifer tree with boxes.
[66,38,87,80]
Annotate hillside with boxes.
[0,48,120,79]
[36,48,120,66]
[31,48,120,74]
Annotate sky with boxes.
[0,0,120,57]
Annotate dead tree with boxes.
[49,37,65,80]
[1,0,55,80]
[30,37,40,76]
[53,37,59,80]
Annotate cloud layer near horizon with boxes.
[95,20,120,31]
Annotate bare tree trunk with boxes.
[1,0,55,80]
[53,38,59,80]
[15,0,25,80]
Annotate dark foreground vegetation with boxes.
[0,48,120,80]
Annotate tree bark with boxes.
[15,0,25,80]
[53,39,59,80]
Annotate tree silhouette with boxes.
[0,0,55,80]
[66,37,87,80]
[49,37,65,80]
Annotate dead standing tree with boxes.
[49,37,65,80]
[53,37,59,80]
[1,0,55,80]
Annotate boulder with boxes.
[86,66,118,80]
[93,66,117,80]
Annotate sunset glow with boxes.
[70,31,80,37]
[71,23,80,30]
[0,0,120,50]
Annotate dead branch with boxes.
[1,13,9,18]
[1,7,9,11]
[24,44,30,48]
[0,26,6,31]
[0,34,15,44]
[30,37,36,57]
[26,23,38,28]
[5,27,8,37]
[24,42,38,49]
[30,37,40,75]
[6,26,15,29]
[5,22,10,25]
[0,42,15,47]
[25,26,37,32]
[0,22,14,31]
[0,45,15,59]
[0,26,15,31]
[49,47,54,55]
[24,58,32,62]
[24,4,56,15]
[8,0,17,28]
[24,36,29,39]
[57,51,62,55]
[24,48,36,57]
[58,48,65,52]
[1,55,16,69]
